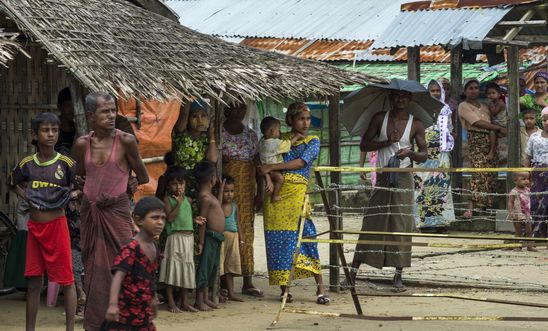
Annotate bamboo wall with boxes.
[0,40,70,220]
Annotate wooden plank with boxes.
[502,9,534,41]
[327,95,341,293]
[450,44,463,198]
[506,46,520,191]
[406,46,420,82]
[483,37,530,47]
[69,76,88,137]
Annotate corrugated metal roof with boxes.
[165,0,409,41]
[371,7,511,49]
[241,37,548,63]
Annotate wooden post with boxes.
[212,97,223,304]
[507,46,521,189]
[69,76,88,136]
[328,94,341,292]
[407,46,421,82]
[450,44,463,196]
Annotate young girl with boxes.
[525,106,548,246]
[507,172,538,251]
[485,82,507,162]
[159,167,204,313]
[219,176,244,302]
[104,197,166,330]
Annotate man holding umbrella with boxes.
[342,79,438,290]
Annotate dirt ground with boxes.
[1,215,547,330]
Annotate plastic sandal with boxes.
[316,294,331,305]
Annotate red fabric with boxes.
[25,216,74,286]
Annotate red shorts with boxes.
[25,216,74,286]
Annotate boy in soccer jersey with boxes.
[10,112,77,331]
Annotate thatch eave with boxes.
[0,0,385,104]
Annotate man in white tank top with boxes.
[350,90,427,290]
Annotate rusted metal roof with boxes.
[402,0,542,11]
[241,37,548,63]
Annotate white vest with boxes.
[376,111,414,168]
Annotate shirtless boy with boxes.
[72,91,149,331]
[194,161,226,311]
[11,112,77,331]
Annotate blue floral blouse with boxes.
[282,134,320,180]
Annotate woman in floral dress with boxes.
[222,102,264,297]
[414,80,455,230]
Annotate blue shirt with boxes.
[224,203,238,232]
[282,135,320,180]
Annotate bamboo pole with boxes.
[270,195,310,328]
[327,94,341,292]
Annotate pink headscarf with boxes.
[541,106,548,117]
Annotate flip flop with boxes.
[316,294,331,305]
[242,287,264,297]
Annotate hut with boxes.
[0,0,381,219]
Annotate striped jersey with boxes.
[11,152,76,211]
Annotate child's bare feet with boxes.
[194,302,212,311]
[181,304,199,312]
[204,298,219,309]
[271,195,281,202]
[168,304,183,313]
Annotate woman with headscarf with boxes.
[458,79,506,218]
[414,80,455,230]
[221,102,263,297]
[259,102,329,304]
[520,71,548,129]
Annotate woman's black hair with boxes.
[57,87,72,106]
[164,151,175,167]
[31,112,61,134]
[521,108,536,116]
[133,196,165,219]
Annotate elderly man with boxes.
[351,90,427,291]
[72,92,149,331]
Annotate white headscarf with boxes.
[429,80,454,152]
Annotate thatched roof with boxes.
[0,0,384,102]
[0,30,24,67]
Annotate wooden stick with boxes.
[360,293,548,309]
[283,308,548,321]
[269,195,309,328]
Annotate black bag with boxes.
[387,154,400,187]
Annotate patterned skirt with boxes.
[467,131,497,208]
[263,174,321,286]
[223,159,257,276]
